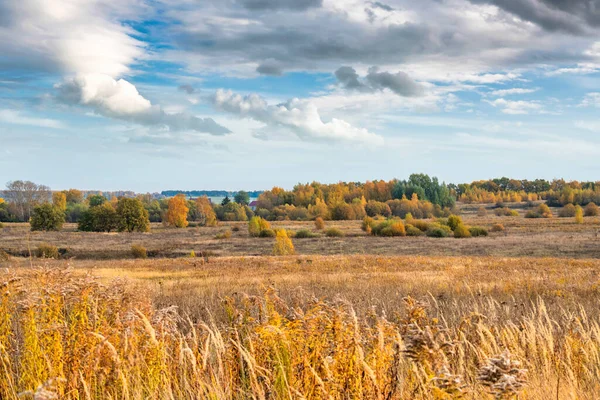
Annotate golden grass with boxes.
[1,255,600,399]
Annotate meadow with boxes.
[1,206,600,399]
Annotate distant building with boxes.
[249,200,258,211]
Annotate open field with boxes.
[2,206,600,259]
[1,255,600,399]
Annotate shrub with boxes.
[494,207,519,217]
[525,210,541,218]
[365,201,391,217]
[426,223,452,238]
[36,243,59,259]
[538,204,553,218]
[447,215,463,231]
[371,220,406,237]
[190,250,196,258]
[412,220,430,232]
[575,205,584,224]
[325,228,345,237]
[477,207,487,217]
[331,203,356,220]
[273,230,295,255]
[405,224,424,236]
[491,223,505,232]
[453,224,471,238]
[558,204,576,217]
[585,202,599,217]
[314,217,325,230]
[295,229,317,239]
[0,250,10,262]
[469,226,488,237]
[361,216,375,233]
[248,216,271,237]
[215,230,232,239]
[259,229,276,238]
[131,244,147,259]
[30,204,65,231]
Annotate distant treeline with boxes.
[161,190,263,198]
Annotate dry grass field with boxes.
[1,208,600,398]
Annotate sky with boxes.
[1,0,600,192]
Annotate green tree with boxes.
[221,196,231,206]
[116,198,150,232]
[88,194,106,207]
[30,204,65,231]
[78,203,119,232]
[234,191,250,205]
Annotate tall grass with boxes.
[1,264,600,399]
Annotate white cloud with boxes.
[57,74,231,135]
[0,110,64,129]
[580,93,600,108]
[489,88,539,97]
[213,89,383,145]
[486,98,542,114]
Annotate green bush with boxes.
[469,226,488,237]
[131,244,147,259]
[36,243,59,259]
[259,229,276,238]
[372,220,406,237]
[325,228,345,237]
[426,223,452,238]
[295,229,317,239]
[447,215,463,231]
[405,224,424,237]
[30,204,65,232]
[412,220,430,232]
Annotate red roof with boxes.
[249,201,258,207]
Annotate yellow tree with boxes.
[165,194,189,228]
[575,205,584,224]
[196,196,217,227]
[52,192,67,211]
[273,229,294,255]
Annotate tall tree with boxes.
[165,194,189,228]
[52,192,67,211]
[116,198,150,233]
[4,180,51,221]
[196,196,217,226]
[234,191,250,205]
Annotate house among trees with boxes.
[249,200,258,211]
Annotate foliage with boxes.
[52,192,67,211]
[558,204,576,217]
[365,200,391,217]
[324,227,345,237]
[215,230,232,239]
[78,203,119,232]
[116,198,150,232]
[248,216,271,237]
[30,204,65,231]
[4,180,51,221]
[131,244,147,259]
[221,196,231,206]
[361,216,375,233]
[405,224,425,236]
[426,223,452,238]
[453,224,471,238]
[234,191,250,205]
[87,194,106,207]
[164,194,189,228]
[294,229,317,239]
[477,206,487,217]
[446,215,463,231]
[314,217,325,230]
[36,243,59,259]
[469,226,488,237]
[494,207,519,217]
[331,202,356,220]
[273,229,295,255]
[214,202,248,222]
[65,203,88,223]
[196,196,218,227]
[525,204,553,219]
[585,202,599,217]
[575,205,584,224]
[491,223,505,232]
[259,229,276,238]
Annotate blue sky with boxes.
[1,0,600,192]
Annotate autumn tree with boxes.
[575,205,584,224]
[196,196,217,226]
[116,198,150,232]
[78,203,118,232]
[165,194,189,228]
[52,192,67,211]
[88,194,107,207]
[63,189,84,204]
[248,216,271,237]
[273,229,295,255]
[4,180,51,221]
[30,203,65,231]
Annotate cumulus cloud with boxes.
[0,0,144,77]
[56,74,231,135]
[335,66,425,96]
[213,89,383,145]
